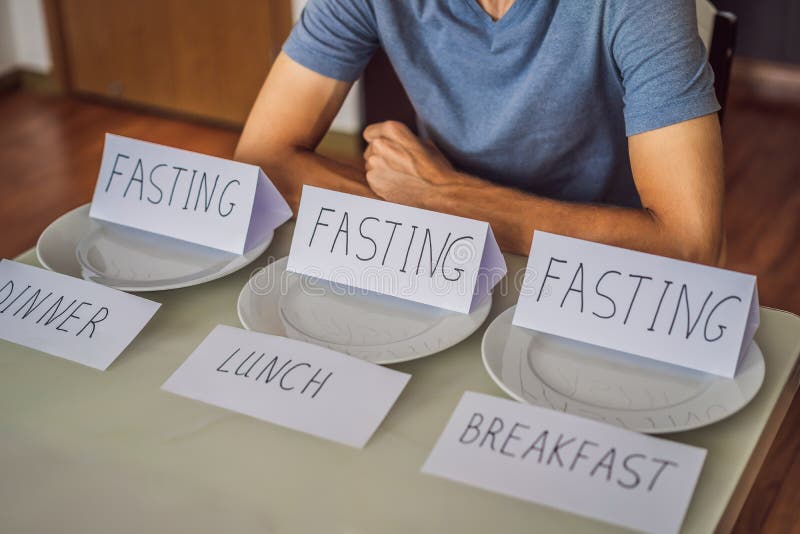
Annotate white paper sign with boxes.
[162,325,411,448]
[423,392,706,534]
[90,134,293,254]
[286,185,507,313]
[514,232,759,377]
[0,260,160,370]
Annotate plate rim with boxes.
[481,305,766,434]
[37,202,273,291]
[237,256,492,365]
[36,203,89,272]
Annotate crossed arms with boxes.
[235,53,725,264]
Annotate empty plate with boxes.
[482,306,765,433]
[37,203,272,291]
[238,256,492,364]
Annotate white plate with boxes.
[238,256,492,365]
[36,203,272,291]
[482,306,765,434]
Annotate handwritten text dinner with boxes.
[0,277,108,338]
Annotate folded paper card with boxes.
[514,232,759,377]
[423,392,706,534]
[286,185,507,313]
[162,325,411,448]
[0,260,160,370]
[89,134,292,254]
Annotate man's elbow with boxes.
[232,142,250,165]
[234,139,298,202]
[233,140,295,184]
[233,141,276,170]
[679,229,725,267]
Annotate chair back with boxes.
[362,48,417,134]
[707,11,738,122]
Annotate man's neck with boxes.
[475,0,516,21]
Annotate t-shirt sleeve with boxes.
[282,0,379,82]
[608,0,721,136]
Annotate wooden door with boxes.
[53,0,292,124]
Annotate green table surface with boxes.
[2,222,799,534]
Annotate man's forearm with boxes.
[419,172,721,264]
[361,115,724,265]
[234,145,376,212]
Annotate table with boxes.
[2,222,799,533]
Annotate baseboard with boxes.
[0,68,61,94]
[0,69,22,93]
[731,58,800,106]
[19,70,62,93]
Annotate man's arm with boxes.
[234,52,375,210]
[363,114,725,264]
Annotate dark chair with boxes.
[361,9,738,131]
[708,11,738,122]
[362,48,418,135]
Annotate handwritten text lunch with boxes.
[215,346,333,399]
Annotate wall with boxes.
[1,0,361,133]
[291,0,362,134]
[7,0,51,72]
[0,0,52,75]
[0,0,16,75]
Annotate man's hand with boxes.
[360,114,724,264]
[363,121,457,206]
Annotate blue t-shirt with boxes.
[283,0,720,208]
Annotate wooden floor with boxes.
[722,91,800,534]
[0,88,798,531]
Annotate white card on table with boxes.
[286,185,507,313]
[162,325,411,448]
[0,260,160,370]
[423,392,706,534]
[513,232,759,377]
[90,134,293,254]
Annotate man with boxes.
[235,0,724,263]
